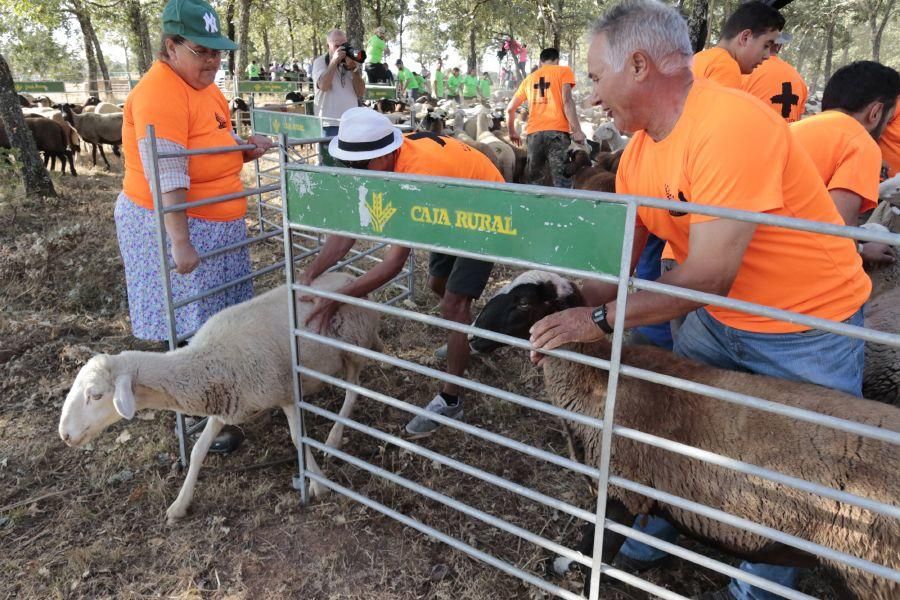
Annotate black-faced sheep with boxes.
[470,270,899,600]
[61,104,122,169]
[59,273,382,524]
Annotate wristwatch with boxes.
[591,304,614,334]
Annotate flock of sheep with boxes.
[4,93,125,176]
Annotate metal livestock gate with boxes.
[278,150,900,599]
[144,114,415,465]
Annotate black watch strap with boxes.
[591,304,614,334]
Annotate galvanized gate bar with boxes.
[291,283,900,446]
[305,437,594,568]
[296,386,596,522]
[305,471,588,600]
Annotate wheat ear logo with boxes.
[364,192,397,233]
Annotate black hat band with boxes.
[337,131,396,152]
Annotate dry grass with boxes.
[0,157,840,599]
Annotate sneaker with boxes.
[405,394,463,437]
[693,588,737,600]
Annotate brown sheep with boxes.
[1,117,77,176]
[470,271,899,600]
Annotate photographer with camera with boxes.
[311,29,366,138]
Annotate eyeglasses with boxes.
[179,42,223,61]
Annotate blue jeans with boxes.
[619,307,864,600]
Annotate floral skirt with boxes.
[114,194,253,342]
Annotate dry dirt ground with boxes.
[0,156,842,599]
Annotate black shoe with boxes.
[694,587,737,600]
[611,552,675,573]
[208,425,244,454]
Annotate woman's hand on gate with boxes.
[528,307,603,366]
[172,239,201,274]
[306,297,341,334]
[243,135,274,162]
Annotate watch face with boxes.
[591,306,605,323]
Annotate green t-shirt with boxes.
[433,71,446,96]
[479,77,491,98]
[397,67,413,86]
[366,35,386,64]
[246,62,260,78]
[447,73,462,93]
[462,74,478,98]
[416,74,426,89]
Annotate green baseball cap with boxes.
[162,0,239,51]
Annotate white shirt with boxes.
[311,54,360,124]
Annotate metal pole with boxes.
[147,124,189,467]
[280,132,310,504]
[588,200,638,600]
[249,96,266,235]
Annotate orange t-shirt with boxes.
[616,79,870,333]
[790,111,880,213]
[394,132,504,182]
[123,61,246,221]
[514,64,576,134]
[879,99,900,178]
[691,47,742,89]
[741,55,808,123]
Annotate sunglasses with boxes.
[339,159,371,170]
[179,42,223,61]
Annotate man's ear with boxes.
[865,101,885,131]
[113,374,136,420]
[631,50,650,81]
[737,29,754,47]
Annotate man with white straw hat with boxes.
[299,107,504,437]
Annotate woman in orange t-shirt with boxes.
[115,0,270,344]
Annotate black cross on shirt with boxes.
[770,82,799,119]
[533,76,550,103]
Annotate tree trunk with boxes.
[468,24,477,71]
[72,2,99,97]
[226,0,236,77]
[126,0,153,74]
[344,0,364,49]
[262,28,271,69]
[823,21,835,83]
[88,22,113,97]
[809,40,825,97]
[237,0,252,80]
[374,0,383,26]
[0,54,55,198]
[287,17,296,60]
[687,0,709,53]
[869,0,896,61]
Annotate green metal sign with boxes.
[237,80,299,94]
[252,109,323,138]
[15,81,66,93]
[365,85,396,100]
[285,166,626,274]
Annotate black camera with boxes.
[340,43,366,64]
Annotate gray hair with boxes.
[326,29,346,44]
[591,0,693,76]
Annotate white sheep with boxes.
[475,108,516,182]
[592,121,628,153]
[59,273,381,524]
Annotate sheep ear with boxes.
[113,374,136,420]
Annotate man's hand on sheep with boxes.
[861,242,896,266]
[172,239,201,274]
[528,307,604,365]
[306,297,341,334]
[242,134,274,162]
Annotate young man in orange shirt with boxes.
[741,32,808,122]
[879,98,900,178]
[692,1,783,89]
[791,61,899,267]
[299,107,505,437]
[506,47,585,188]
[531,2,870,599]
